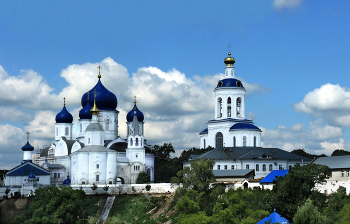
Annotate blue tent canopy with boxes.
[257,209,290,224]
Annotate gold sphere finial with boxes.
[63,97,66,106]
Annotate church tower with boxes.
[55,98,73,141]
[22,132,34,162]
[199,52,261,149]
[84,94,105,146]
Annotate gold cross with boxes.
[227,44,232,52]
[97,66,102,79]
[87,91,90,101]
[93,89,98,98]
[134,96,137,104]
[63,97,66,106]
[26,131,30,141]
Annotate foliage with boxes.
[178,146,214,162]
[145,184,151,192]
[103,185,109,192]
[171,159,215,193]
[323,186,347,217]
[265,163,330,220]
[175,195,200,214]
[91,183,97,192]
[293,199,333,224]
[290,149,326,159]
[331,149,350,156]
[106,195,157,224]
[136,171,150,184]
[153,143,175,162]
[336,203,350,224]
[5,188,10,196]
[15,186,86,224]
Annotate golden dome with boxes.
[90,98,100,115]
[224,52,235,66]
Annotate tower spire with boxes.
[63,97,66,106]
[90,89,100,115]
[26,131,30,141]
[97,66,102,79]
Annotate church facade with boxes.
[184,53,312,179]
[33,70,155,185]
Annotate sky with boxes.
[1,0,350,169]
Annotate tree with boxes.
[331,149,350,156]
[293,199,332,224]
[265,163,330,220]
[5,188,10,197]
[15,186,86,224]
[145,184,151,192]
[171,159,215,192]
[153,143,175,162]
[136,172,150,184]
[291,149,326,159]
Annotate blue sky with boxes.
[1,0,350,169]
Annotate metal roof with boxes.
[313,155,350,169]
[257,209,290,224]
[192,147,312,161]
[72,145,114,153]
[7,162,50,176]
[212,169,254,177]
[260,170,289,183]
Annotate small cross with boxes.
[227,44,232,52]
[63,97,66,106]
[97,66,102,79]
[87,91,90,101]
[134,96,137,104]
[93,89,98,98]
[26,131,30,141]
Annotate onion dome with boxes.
[217,78,244,88]
[56,98,73,123]
[22,141,34,151]
[79,93,93,119]
[224,52,235,66]
[81,77,117,111]
[230,123,261,131]
[127,102,144,122]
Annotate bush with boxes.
[136,172,150,184]
[145,184,151,192]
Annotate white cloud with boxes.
[24,110,56,139]
[0,106,32,121]
[274,0,303,10]
[294,83,350,127]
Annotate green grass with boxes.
[106,195,158,224]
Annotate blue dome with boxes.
[63,176,71,185]
[126,104,144,122]
[22,141,34,151]
[217,78,244,88]
[28,172,36,179]
[56,105,73,123]
[230,123,261,131]
[79,101,92,119]
[81,79,117,111]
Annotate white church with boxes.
[184,52,312,179]
[30,69,155,185]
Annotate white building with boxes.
[33,70,155,185]
[184,52,312,179]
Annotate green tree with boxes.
[171,159,216,192]
[265,163,330,220]
[336,203,350,224]
[290,149,326,159]
[136,172,150,184]
[153,143,175,162]
[15,186,86,224]
[293,199,332,224]
[331,149,350,156]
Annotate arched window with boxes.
[217,98,222,118]
[236,97,241,117]
[243,136,247,147]
[269,164,273,171]
[130,138,133,146]
[216,132,223,148]
[254,136,256,147]
[233,136,236,147]
[227,97,231,117]
[65,127,69,135]
[135,138,139,146]
[105,119,110,131]
[256,164,259,171]
[80,124,82,132]
[203,139,206,149]
[56,128,58,136]
[88,138,90,144]
[263,164,266,171]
